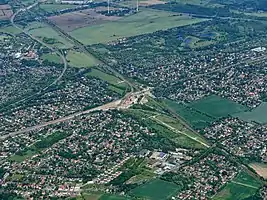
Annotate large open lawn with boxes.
[25,22,73,49]
[233,102,267,125]
[190,95,248,119]
[70,8,207,45]
[66,50,100,68]
[130,179,179,200]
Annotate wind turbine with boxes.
[136,0,139,12]
[108,0,110,14]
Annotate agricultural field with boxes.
[234,171,262,188]
[66,50,100,68]
[213,182,259,200]
[250,163,267,179]
[129,179,179,200]
[0,25,22,35]
[190,95,249,119]
[41,53,62,64]
[163,99,215,129]
[24,22,73,49]
[0,4,13,20]
[48,8,121,32]
[70,8,207,45]
[40,3,78,13]
[233,102,267,124]
[213,170,262,200]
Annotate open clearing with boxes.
[49,8,121,32]
[70,8,207,45]
[250,163,267,179]
[233,102,267,125]
[130,179,179,200]
[66,50,100,67]
[25,22,73,49]
[190,95,248,119]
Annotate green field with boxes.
[87,68,128,94]
[9,150,36,162]
[40,3,77,12]
[190,95,248,118]
[99,194,132,200]
[70,8,207,45]
[66,50,99,68]
[213,182,259,200]
[213,170,261,200]
[163,99,215,129]
[41,53,62,64]
[130,179,179,200]
[233,102,267,124]
[0,26,22,35]
[25,22,73,49]
[154,114,208,149]
[234,171,261,188]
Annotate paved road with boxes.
[0,89,151,140]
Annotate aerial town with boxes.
[0,0,267,199]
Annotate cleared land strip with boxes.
[151,115,210,148]
[231,181,259,189]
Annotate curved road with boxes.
[8,1,68,106]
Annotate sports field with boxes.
[70,8,207,45]
[190,95,248,118]
[66,50,100,68]
[25,22,73,49]
[233,102,267,124]
[130,179,179,200]
[163,99,215,129]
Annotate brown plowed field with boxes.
[0,4,13,20]
[48,8,121,32]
